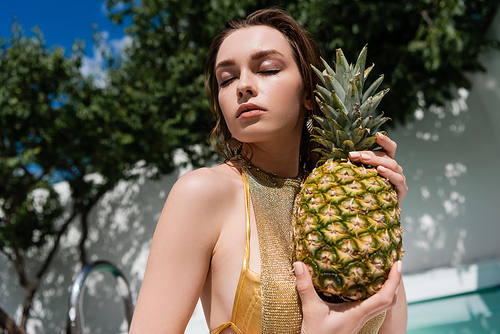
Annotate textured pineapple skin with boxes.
[294,159,403,302]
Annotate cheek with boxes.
[269,78,305,116]
[218,91,229,118]
[217,92,236,131]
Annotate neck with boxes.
[240,139,302,178]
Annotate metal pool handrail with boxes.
[67,260,134,334]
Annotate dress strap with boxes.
[210,172,252,334]
[232,173,252,315]
[209,322,244,334]
[242,172,251,270]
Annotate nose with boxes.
[237,70,257,99]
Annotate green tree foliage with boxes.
[0,24,192,333]
[0,27,82,333]
[106,0,499,127]
[0,0,499,332]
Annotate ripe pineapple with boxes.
[294,46,404,302]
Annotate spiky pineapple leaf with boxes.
[316,85,334,105]
[311,46,393,159]
[312,137,335,151]
[335,106,350,128]
[326,74,346,102]
[362,75,384,103]
[317,98,338,118]
[336,130,350,144]
[364,64,375,81]
[360,88,389,118]
[370,89,389,115]
[313,115,333,133]
[347,108,361,127]
[360,97,374,118]
[321,57,335,77]
[313,147,348,162]
[352,45,368,88]
[335,48,351,91]
[351,127,364,145]
[356,136,377,150]
[332,121,343,134]
[312,148,334,164]
[342,139,355,152]
[345,74,362,112]
[331,91,349,116]
[312,65,334,92]
[362,115,374,129]
[319,128,336,143]
[362,128,372,141]
[350,116,363,131]
[369,113,390,134]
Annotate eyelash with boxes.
[219,78,235,87]
[219,69,280,88]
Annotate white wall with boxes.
[1,172,183,333]
[390,9,500,273]
[1,10,500,334]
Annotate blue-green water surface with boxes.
[407,286,500,333]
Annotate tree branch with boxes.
[78,209,89,267]
[76,181,116,267]
[35,210,78,282]
[0,307,25,334]
[17,209,78,330]
[421,10,434,28]
[11,238,30,290]
[1,247,14,262]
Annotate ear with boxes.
[303,91,313,111]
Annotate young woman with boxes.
[130,8,408,334]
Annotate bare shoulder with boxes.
[170,162,242,204]
[175,162,241,189]
[157,162,243,235]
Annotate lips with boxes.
[237,103,266,118]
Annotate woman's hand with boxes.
[294,260,403,334]
[348,132,408,205]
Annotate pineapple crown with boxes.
[311,45,390,163]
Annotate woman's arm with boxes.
[378,279,407,333]
[129,168,224,334]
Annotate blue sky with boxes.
[1,0,127,56]
[2,0,133,86]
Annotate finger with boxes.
[361,261,402,315]
[377,166,408,203]
[294,262,323,314]
[382,260,402,295]
[376,132,397,159]
[349,152,402,174]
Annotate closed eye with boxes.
[258,69,280,75]
[220,77,236,87]
[219,70,280,88]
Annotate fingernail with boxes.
[377,132,386,140]
[378,166,387,173]
[294,262,304,276]
[349,152,360,159]
[361,153,371,161]
[396,261,402,274]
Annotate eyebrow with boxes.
[215,49,285,71]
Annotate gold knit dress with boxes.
[211,158,386,333]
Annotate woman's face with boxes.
[215,25,310,145]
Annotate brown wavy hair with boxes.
[205,8,323,171]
